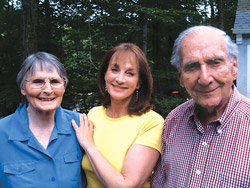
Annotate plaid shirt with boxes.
[152,86,250,188]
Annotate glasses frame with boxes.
[25,78,65,89]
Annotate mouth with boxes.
[112,84,127,90]
[38,97,56,101]
[196,87,218,94]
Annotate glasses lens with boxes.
[50,79,64,88]
[31,79,44,89]
[28,79,64,89]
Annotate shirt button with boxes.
[217,129,222,134]
[202,141,207,146]
[51,177,56,182]
[196,169,201,175]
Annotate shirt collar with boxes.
[8,103,71,141]
[218,85,241,124]
[54,106,72,135]
[188,85,240,131]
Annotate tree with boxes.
[0,0,238,117]
[21,0,38,60]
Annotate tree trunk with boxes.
[209,0,215,20]
[21,0,38,60]
[141,17,148,55]
[216,0,224,29]
[152,22,160,93]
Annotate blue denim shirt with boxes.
[0,103,86,188]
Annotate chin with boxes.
[38,104,59,112]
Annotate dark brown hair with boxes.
[97,43,153,116]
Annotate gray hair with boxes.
[17,52,68,89]
[170,25,238,71]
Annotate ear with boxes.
[232,56,238,80]
[21,89,26,96]
[178,72,184,88]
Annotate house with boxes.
[232,0,250,98]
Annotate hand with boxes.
[72,113,95,150]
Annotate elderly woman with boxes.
[0,52,86,188]
[72,43,164,188]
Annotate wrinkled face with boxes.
[21,67,65,113]
[104,51,140,104]
[178,30,238,113]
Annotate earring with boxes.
[135,89,139,101]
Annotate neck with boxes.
[27,105,55,149]
[197,105,224,129]
[106,102,129,118]
[27,105,55,129]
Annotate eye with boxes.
[183,62,200,72]
[126,71,135,76]
[50,79,61,84]
[210,61,220,66]
[207,58,223,67]
[111,68,118,72]
[32,79,44,84]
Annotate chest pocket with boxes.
[4,162,35,175]
[3,162,36,188]
[63,151,82,182]
[63,151,81,163]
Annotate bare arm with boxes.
[72,114,160,188]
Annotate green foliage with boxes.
[0,0,238,117]
[61,32,101,113]
[153,95,189,117]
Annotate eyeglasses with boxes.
[26,78,65,89]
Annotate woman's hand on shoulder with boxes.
[71,113,95,150]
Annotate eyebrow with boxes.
[110,63,136,71]
[206,56,225,63]
[184,56,225,65]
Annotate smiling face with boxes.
[178,30,238,115]
[104,51,140,104]
[21,67,65,114]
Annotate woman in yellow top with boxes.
[72,43,164,188]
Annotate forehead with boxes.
[27,65,60,79]
[109,50,139,69]
[180,30,227,62]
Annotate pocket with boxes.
[3,162,36,188]
[63,151,82,181]
[219,173,250,188]
[4,162,35,175]
[63,151,81,163]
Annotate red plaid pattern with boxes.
[152,86,250,188]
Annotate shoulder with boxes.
[236,94,250,118]
[61,107,79,116]
[58,107,80,123]
[140,110,164,123]
[0,113,19,142]
[0,113,15,131]
[88,106,104,116]
[162,99,194,134]
[166,99,194,120]
[133,110,164,130]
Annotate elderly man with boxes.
[152,25,250,187]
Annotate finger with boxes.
[82,113,88,127]
[79,113,84,127]
[71,119,78,130]
[89,121,94,132]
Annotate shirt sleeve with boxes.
[134,112,164,153]
[151,119,167,187]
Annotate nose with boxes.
[43,81,53,93]
[198,65,212,86]
[115,72,125,84]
